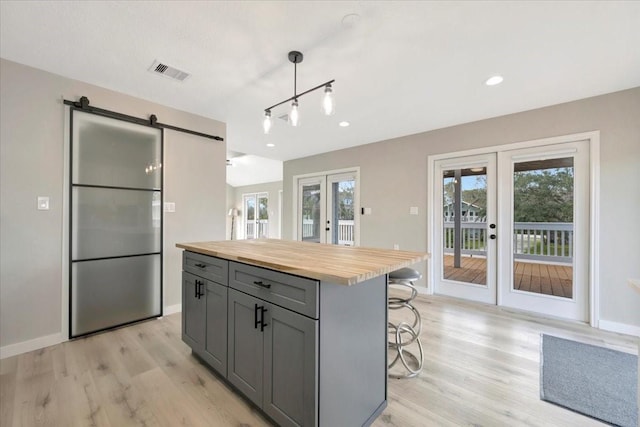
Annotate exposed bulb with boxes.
[289,100,299,127]
[322,84,334,115]
[263,110,272,134]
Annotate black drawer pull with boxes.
[253,280,271,289]
[194,263,207,268]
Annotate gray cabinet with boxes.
[227,288,318,427]
[181,251,387,427]
[182,271,205,350]
[182,257,228,377]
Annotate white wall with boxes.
[0,59,226,356]
[283,87,640,331]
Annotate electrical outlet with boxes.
[393,244,399,250]
[164,202,176,212]
[409,206,419,215]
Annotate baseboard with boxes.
[0,332,63,360]
[163,304,182,316]
[599,319,640,337]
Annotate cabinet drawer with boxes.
[229,262,318,319]
[183,251,228,285]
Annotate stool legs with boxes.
[388,279,424,379]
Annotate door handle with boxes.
[194,263,206,268]
[325,227,330,231]
[490,234,496,240]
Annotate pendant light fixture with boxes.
[263,51,335,134]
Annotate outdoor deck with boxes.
[443,255,573,298]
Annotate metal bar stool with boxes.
[388,267,424,379]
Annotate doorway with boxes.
[295,170,359,246]
[431,138,591,322]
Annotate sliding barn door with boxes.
[70,110,163,338]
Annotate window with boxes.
[243,192,268,239]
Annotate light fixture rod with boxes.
[264,79,335,113]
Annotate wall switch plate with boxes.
[37,196,50,210]
[164,202,176,212]
[363,207,372,215]
[393,244,400,250]
[409,206,419,215]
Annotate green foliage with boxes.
[513,168,573,222]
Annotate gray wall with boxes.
[0,59,226,350]
[284,87,640,329]
[230,181,283,239]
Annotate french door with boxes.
[296,172,358,245]
[432,140,590,321]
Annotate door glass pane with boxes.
[442,167,487,285]
[258,195,269,238]
[72,187,161,259]
[331,179,355,245]
[245,196,256,239]
[72,110,162,189]
[512,158,574,298]
[71,254,161,336]
[301,184,321,243]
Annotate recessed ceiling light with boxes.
[485,75,504,86]
[339,121,350,127]
[266,143,275,148]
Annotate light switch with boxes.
[164,202,176,212]
[409,206,419,215]
[37,196,50,210]
[363,207,372,215]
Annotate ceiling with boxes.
[2,1,639,185]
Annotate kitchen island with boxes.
[176,239,428,427]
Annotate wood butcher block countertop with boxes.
[176,239,429,286]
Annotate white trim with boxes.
[163,304,182,316]
[427,131,600,323]
[0,333,64,359]
[589,132,600,328]
[599,320,640,337]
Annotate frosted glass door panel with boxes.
[71,254,161,336]
[72,187,161,259]
[72,110,162,189]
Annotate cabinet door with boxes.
[264,304,318,427]
[227,288,264,407]
[202,281,228,377]
[182,272,205,352]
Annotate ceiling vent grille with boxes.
[148,60,190,82]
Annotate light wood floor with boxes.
[444,255,573,298]
[1,295,637,427]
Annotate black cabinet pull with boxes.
[198,281,204,299]
[194,263,206,268]
[260,306,268,332]
[253,280,271,289]
[194,280,199,298]
[254,303,260,329]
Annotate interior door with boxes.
[297,172,358,245]
[498,141,589,321]
[433,154,497,304]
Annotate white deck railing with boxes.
[443,221,573,264]
[302,219,354,245]
[246,220,269,239]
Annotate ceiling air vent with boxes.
[148,60,190,82]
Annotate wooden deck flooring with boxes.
[443,255,573,298]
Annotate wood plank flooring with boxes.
[1,295,637,427]
[444,255,573,298]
